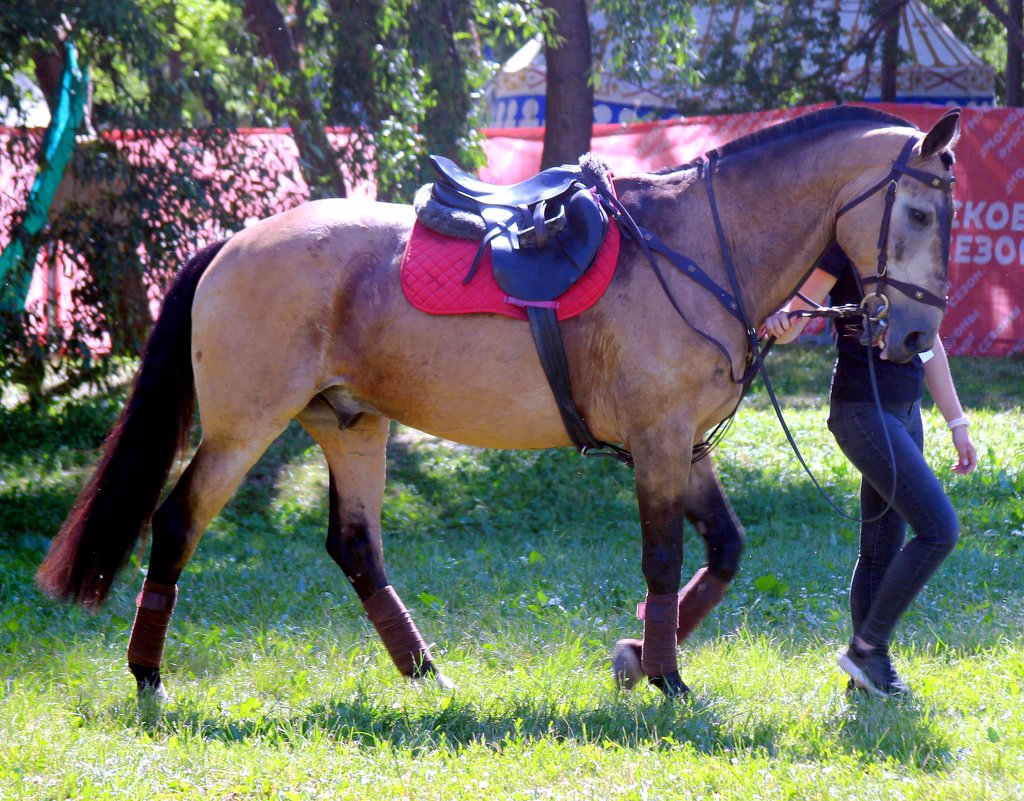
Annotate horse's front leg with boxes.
[613,450,744,697]
[624,421,695,698]
[677,455,745,643]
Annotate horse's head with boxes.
[835,109,960,363]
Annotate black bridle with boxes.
[834,135,955,346]
[724,133,955,521]
[592,132,955,522]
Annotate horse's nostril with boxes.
[904,331,928,353]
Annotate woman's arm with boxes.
[923,337,978,475]
[760,267,838,344]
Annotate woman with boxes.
[762,243,977,697]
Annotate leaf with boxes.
[754,574,779,592]
[987,727,1000,743]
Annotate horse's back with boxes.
[187,199,577,447]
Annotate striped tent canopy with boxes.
[838,0,995,105]
[487,11,681,129]
[486,0,995,128]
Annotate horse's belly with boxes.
[340,310,580,449]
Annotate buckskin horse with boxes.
[36,106,960,700]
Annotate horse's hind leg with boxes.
[297,407,449,687]
[129,431,284,698]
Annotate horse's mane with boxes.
[654,106,917,175]
[710,105,916,161]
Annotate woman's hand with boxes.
[950,425,978,475]
[761,309,795,340]
[759,268,837,343]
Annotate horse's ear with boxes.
[920,108,961,159]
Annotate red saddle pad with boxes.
[401,217,621,321]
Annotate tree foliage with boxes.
[1,1,1020,403]
[0,1,545,402]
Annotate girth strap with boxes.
[525,305,633,466]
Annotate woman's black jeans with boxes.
[827,400,959,649]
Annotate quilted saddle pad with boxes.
[401,218,621,321]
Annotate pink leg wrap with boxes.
[127,579,178,669]
[638,592,679,676]
[362,585,431,676]
[676,567,728,644]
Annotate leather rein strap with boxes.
[547,134,953,482]
[706,134,954,522]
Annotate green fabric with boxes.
[0,41,89,312]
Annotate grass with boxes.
[0,345,1022,799]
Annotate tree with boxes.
[976,0,1024,104]
[1010,0,1024,105]
[242,0,349,199]
[538,0,697,167]
[0,2,305,402]
[541,0,593,168]
[688,1,853,114]
[879,0,906,102]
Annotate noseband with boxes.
[834,135,955,342]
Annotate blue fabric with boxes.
[827,399,959,648]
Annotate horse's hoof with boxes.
[611,638,644,690]
[137,680,170,704]
[648,671,690,699]
[131,663,169,704]
[409,661,456,691]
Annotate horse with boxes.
[35,106,960,700]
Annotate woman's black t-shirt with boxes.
[818,243,924,404]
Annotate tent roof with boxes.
[696,0,995,104]
[488,0,995,127]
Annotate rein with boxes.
[591,132,954,522]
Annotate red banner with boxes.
[481,104,1024,357]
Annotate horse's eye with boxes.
[909,207,929,225]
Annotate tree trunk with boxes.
[977,0,1024,53]
[32,41,65,113]
[541,0,593,169]
[242,0,348,199]
[1008,0,1023,106]
[879,0,902,102]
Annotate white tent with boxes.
[837,0,995,104]
[487,0,995,128]
[487,14,681,128]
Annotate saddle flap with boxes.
[490,188,608,302]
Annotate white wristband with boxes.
[946,416,969,430]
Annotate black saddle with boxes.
[426,155,608,302]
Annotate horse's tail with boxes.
[36,239,229,607]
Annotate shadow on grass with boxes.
[2,374,1018,771]
[86,683,954,771]
[5,435,1020,672]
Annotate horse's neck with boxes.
[713,147,852,324]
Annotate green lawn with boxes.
[1,347,1022,800]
